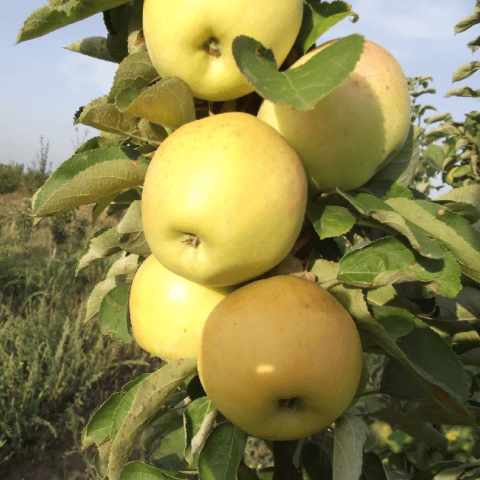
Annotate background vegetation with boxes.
[0,157,162,479]
[3,0,480,479]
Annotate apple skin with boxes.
[142,0,303,101]
[257,38,412,193]
[129,254,233,361]
[142,112,308,287]
[197,275,363,441]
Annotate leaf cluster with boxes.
[414,3,480,194]
[15,0,480,479]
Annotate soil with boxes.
[3,433,93,480]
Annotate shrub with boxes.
[0,163,24,195]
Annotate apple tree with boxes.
[17,1,480,479]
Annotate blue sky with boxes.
[0,1,477,172]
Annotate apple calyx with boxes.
[182,233,201,247]
[204,37,222,58]
[278,397,304,411]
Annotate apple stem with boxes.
[272,441,303,480]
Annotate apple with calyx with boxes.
[257,38,412,193]
[197,275,363,441]
[142,112,307,287]
[142,0,304,101]
[129,254,233,361]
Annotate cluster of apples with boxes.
[129,0,411,441]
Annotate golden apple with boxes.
[197,275,363,441]
[257,38,412,193]
[142,0,304,101]
[129,254,232,361]
[142,112,307,287]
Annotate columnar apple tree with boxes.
[17,1,480,479]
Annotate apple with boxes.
[257,38,412,193]
[370,421,393,449]
[142,0,304,101]
[129,254,233,361]
[197,275,363,441]
[141,112,308,287]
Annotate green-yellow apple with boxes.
[142,0,304,101]
[129,254,232,361]
[141,112,308,287]
[197,275,363,441]
[257,38,412,193]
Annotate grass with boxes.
[0,189,157,476]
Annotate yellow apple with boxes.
[197,275,363,441]
[129,254,232,361]
[142,112,308,287]
[257,38,412,193]
[142,0,304,101]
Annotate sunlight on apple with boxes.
[256,364,275,374]
[168,285,188,302]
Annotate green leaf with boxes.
[445,86,480,98]
[424,112,453,125]
[104,4,130,63]
[117,78,196,131]
[295,1,359,54]
[232,34,364,109]
[361,452,389,480]
[374,311,471,412]
[117,201,150,255]
[108,359,198,480]
[16,0,130,43]
[369,409,448,449]
[386,197,480,282]
[111,374,151,443]
[410,461,467,480]
[105,186,143,219]
[98,282,132,343]
[76,226,123,274]
[76,95,168,144]
[307,202,356,239]
[82,374,149,451]
[454,12,480,34]
[380,357,433,403]
[32,146,149,217]
[151,417,189,472]
[85,252,139,322]
[64,36,116,62]
[423,144,446,170]
[452,61,480,82]
[339,192,445,260]
[120,461,171,480]
[108,49,159,103]
[394,328,470,407]
[301,441,333,480]
[198,422,248,480]
[435,286,480,322]
[338,237,461,298]
[438,183,480,216]
[82,392,124,450]
[312,259,470,419]
[332,413,367,480]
